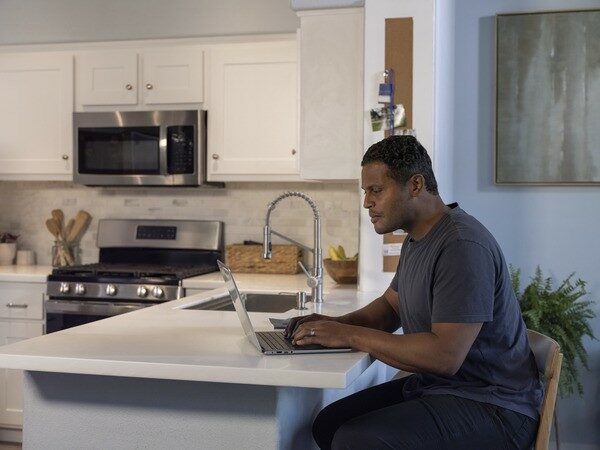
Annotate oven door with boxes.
[45,299,149,334]
[73,110,200,186]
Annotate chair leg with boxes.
[553,406,560,450]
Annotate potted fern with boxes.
[511,266,596,448]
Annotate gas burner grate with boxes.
[51,263,217,280]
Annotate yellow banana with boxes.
[328,245,341,261]
[337,245,347,260]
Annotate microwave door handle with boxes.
[159,125,168,175]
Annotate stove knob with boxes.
[137,286,149,298]
[151,286,164,299]
[106,284,117,296]
[59,282,71,294]
[75,283,86,295]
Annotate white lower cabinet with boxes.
[0,281,45,428]
[0,52,73,180]
[207,39,299,181]
[0,321,44,427]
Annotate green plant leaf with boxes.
[513,266,597,397]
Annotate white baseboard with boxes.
[0,427,22,444]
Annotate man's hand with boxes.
[292,320,357,348]
[284,313,334,338]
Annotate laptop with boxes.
[217,260,352,355]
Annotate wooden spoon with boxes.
[51,209,65,239]
[64,218,75,241]
[66,210,92,243]
[46,218,61,239]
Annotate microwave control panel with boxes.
[167,125,195,174]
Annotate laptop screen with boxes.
[217,260,262,351]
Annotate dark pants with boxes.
[313,376,538,450]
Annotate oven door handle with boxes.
[45,300,149,316]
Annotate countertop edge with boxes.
[0,353,373,389]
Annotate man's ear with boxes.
[409,175,425,197]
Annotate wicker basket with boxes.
[226,244,301,274]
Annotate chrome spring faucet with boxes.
[263,191,323,303]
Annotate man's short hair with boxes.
[361,135,439,195]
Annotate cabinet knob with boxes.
[145,83,153,90]
[291,149,297,155]
[62,154,69,161]
[125,83,133,90]
[212,154,219,160]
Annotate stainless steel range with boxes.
[45,219,223,333]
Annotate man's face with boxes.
[361,162,412,234]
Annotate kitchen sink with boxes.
[183,293,309,313]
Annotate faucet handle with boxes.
[298,261,319,288]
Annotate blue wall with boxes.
[448,0,600,446]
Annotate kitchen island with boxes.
[0,279,392,449]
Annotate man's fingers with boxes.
[292,321,324,343]
[284,314,320,337]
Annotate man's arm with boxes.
[284,287,401,338]
[337,287,401,332]
[293,321,482,376]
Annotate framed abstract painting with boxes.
[495,9,600,184]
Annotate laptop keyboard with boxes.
[257,331,296,351]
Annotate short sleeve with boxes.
[432,240,495,323]
[389,270,398,292]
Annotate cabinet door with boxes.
[298,9,364,180]
[0,52,73,179]
[142,46,204,105]
[0,282,45,320]
[0,321,44,427]
[76,50,138,106]
[207,41,299,181]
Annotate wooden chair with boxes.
[528,329,563,450]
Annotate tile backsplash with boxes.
[0,181,360,265]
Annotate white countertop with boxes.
[0,275,380,389]
[0,265,52,282]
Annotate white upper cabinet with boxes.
[0,52,73,180]
[75,46,204,109]
[297,8,364,180]
[142,47,204,105]
[76,50,138,105]
[207,40,299,181]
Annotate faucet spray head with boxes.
[263,225,272,259]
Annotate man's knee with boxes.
[312,404,342,449]
[331,419,381,450]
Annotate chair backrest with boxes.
[528,329,563,450]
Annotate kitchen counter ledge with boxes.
[0,265,52,282]
[0,277,380,389]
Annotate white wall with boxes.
[0,181,359,266]
[0,0,299,45]
[359,0,436,293]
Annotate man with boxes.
[285,135,542,449]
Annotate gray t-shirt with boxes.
[390,203,543,419]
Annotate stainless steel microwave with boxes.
[73,110,214,186]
